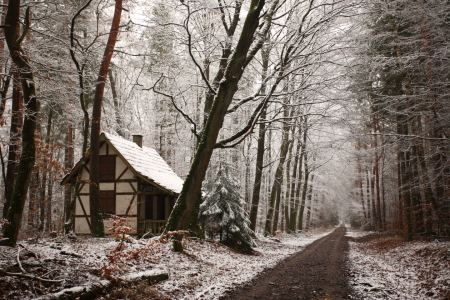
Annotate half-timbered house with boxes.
[61,132,184,235]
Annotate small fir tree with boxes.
[199,161,256,253]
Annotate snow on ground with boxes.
[347,230,450,300]
[151,229,332,300]
[0,228,332,299]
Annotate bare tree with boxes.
[89,0,123,237]
[2,2,40,246]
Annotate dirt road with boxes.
[221,225,351,300]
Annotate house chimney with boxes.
[132,134,143,148]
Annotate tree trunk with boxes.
[410,145,424,234]
[249,48,269,231]
[0,0,10,121]
[297,155,309,231]
[418,0,450,237]
[38,110,52,232]
[89,0,122,237]
[27,167,38,227]
[413,116,449,237]
[373,116,382,231]
[38,168,45,232]
[356,141,367,223]
[2,3,40,247]
[108,68,125,137]
[44,109,53,232]
[3,70,23,218]
[270,93,291,234]
[202,1,243,124]
[305,172,314,230]
[282,137,295,232]
[244,139,252,211]
[65,0,94,234]
[297,121,309,231]
[289,131,303,232]
[265,101,291,235]
[64,119,74,228]
[163,1,268,245]
[397,107,413,241]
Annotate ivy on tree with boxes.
[199,160,255,253]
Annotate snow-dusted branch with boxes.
[149,75,200,139]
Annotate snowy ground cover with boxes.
[0,228,332,299]
[347,230,450,299]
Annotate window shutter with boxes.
[99,156,115,180]
[100,191,115,215]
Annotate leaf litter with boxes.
[346,230,450,300]
[0,228,332,299]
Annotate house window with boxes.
[100,191,115,215]
[99,155,115,180]
[145,195,166,220]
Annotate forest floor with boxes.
[221,225,351,300]
[0,226,449,299]
[348,231,450,300]
[0,228,332,299]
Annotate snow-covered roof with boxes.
[61,132,184,195]
[103,132,184,194]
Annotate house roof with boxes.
[61,132,184,195]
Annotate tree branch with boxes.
[150,75,200,139]
[16,7,30,47]
[0,269,64,283]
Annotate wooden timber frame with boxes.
[61,133,179,235]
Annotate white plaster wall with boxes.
[116,158,134,179]
[81,164,89,180]
[99,143,107,155]
[80,183,89,193]
[75,217,138,235]
[100,183,114,190]
[74,217,91,234]
[76,195,89,215]
[116,194,137,215]
[116,182,135,193]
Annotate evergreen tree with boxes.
[199,160,256,253]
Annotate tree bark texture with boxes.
[64,119,74,227]
[108,68,125,137]
[3,71,23,218]
[304,171,315,230]
[271,104,292,234]
[283,137,295,232]
[373,116,382,231]
[297,124,309,231]
[289,133,303,232]
[264,105,291,235]
[27,168,38,227]
[164,0,267,240]
[65,0,93,234]
[2,3,40,246]
[397,107,413,241]
[89,0,122,237]
[249,48,269,231]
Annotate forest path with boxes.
[221,225,351,300]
